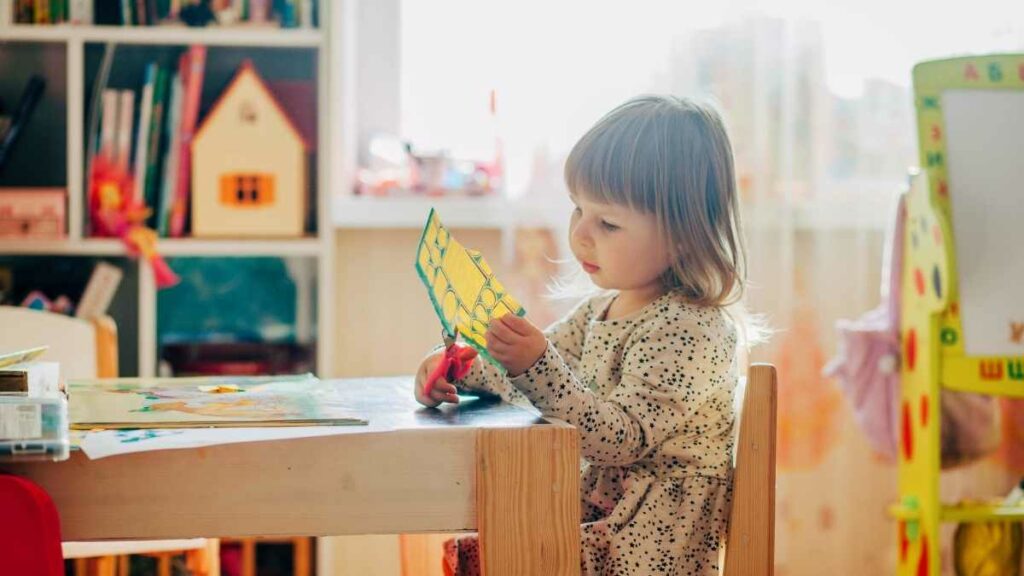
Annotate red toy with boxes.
[89,155,179,288]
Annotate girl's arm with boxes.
[454,297,595,403]
[451,353,513,401]
[508,313,736,467]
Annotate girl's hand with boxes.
[486,314,547,377]
[414,352,461,407]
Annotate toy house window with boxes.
[220,174,275,207]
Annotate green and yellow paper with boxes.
[0,346,48,369]
[415,209,525,366]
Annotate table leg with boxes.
[476,426,580,575]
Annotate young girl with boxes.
[415,94,750,575]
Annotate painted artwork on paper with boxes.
[68,374,366,429]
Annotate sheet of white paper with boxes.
[79,425,391,460]
[943,90,1024,356]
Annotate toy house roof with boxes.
[193,60,312,151]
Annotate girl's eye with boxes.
[600,220,619,231]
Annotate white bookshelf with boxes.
[0,238,325,256]
[0,9,336,379]
[0,23,324,47]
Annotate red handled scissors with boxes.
[422,327,478,397]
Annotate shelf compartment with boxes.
[82,43,320,237]
[0,43,67,189]
[0,238,323,257]
[0,254,139,375]
[1,25,323,48]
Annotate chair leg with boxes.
[185,539,221,576]
[293,537,311,576]
[82,556,117,576]
[400,533,450,576]
[156,552,172,576]
[241,538,257,576]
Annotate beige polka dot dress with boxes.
[445,290,739,576]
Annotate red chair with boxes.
[0,474,64,576]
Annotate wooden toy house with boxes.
[191,61,310,238]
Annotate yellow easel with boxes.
[893,54,1024,576]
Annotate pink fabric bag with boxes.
[824,192,1000,467]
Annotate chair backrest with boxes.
[0,306,118,379]
[723,363,777,576]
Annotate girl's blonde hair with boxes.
[564,95,746,309]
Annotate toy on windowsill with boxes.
[89,155,179,288]
[356,90,504,197]
[355,133,502,197]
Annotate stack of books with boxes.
[91,45,206,236]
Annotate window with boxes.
[389,0,1024,222]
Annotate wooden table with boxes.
[2,378,581,575]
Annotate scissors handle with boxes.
[422,343,478,398]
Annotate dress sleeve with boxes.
[508,310,736,466]
[454,297,596,403]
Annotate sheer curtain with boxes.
[397,2,1024,573]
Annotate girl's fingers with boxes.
[432,380,458,395]
[430,382,460,404]
[486,339,512,359]
[486,322,515,346]
[499,314,532,336]
[416,383,440,407]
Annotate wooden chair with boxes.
[0,306,219,576]
[723,363,778,576]
[397,363,779,576]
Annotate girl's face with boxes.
[568,192,673,298]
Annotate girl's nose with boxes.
[570,219,593,248]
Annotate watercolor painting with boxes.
[68,374,366,429]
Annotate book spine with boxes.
[0,0,12,26]
[169,45,205,237]
[157,71,182,237]
[33,0,48,23]
[131,63,155,210]
[14,0,31,23]
[143,66,167,227]
[68,0,91,24]
[115,89,134,172]
[99,88,119,161]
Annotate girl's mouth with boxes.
[582,262,600,273]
